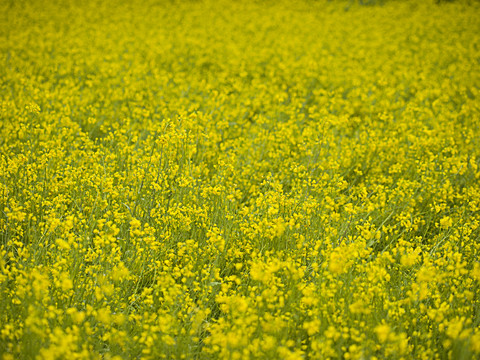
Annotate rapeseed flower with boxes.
[1,0,479,359]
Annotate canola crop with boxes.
[1,0,480,359]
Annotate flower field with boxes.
[1,0,480,358]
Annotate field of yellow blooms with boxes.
[1,0,480,359]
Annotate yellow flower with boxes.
[375,324,391,343]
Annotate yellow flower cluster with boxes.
[1,0,480,359]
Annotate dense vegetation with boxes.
[1,0,480,359]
